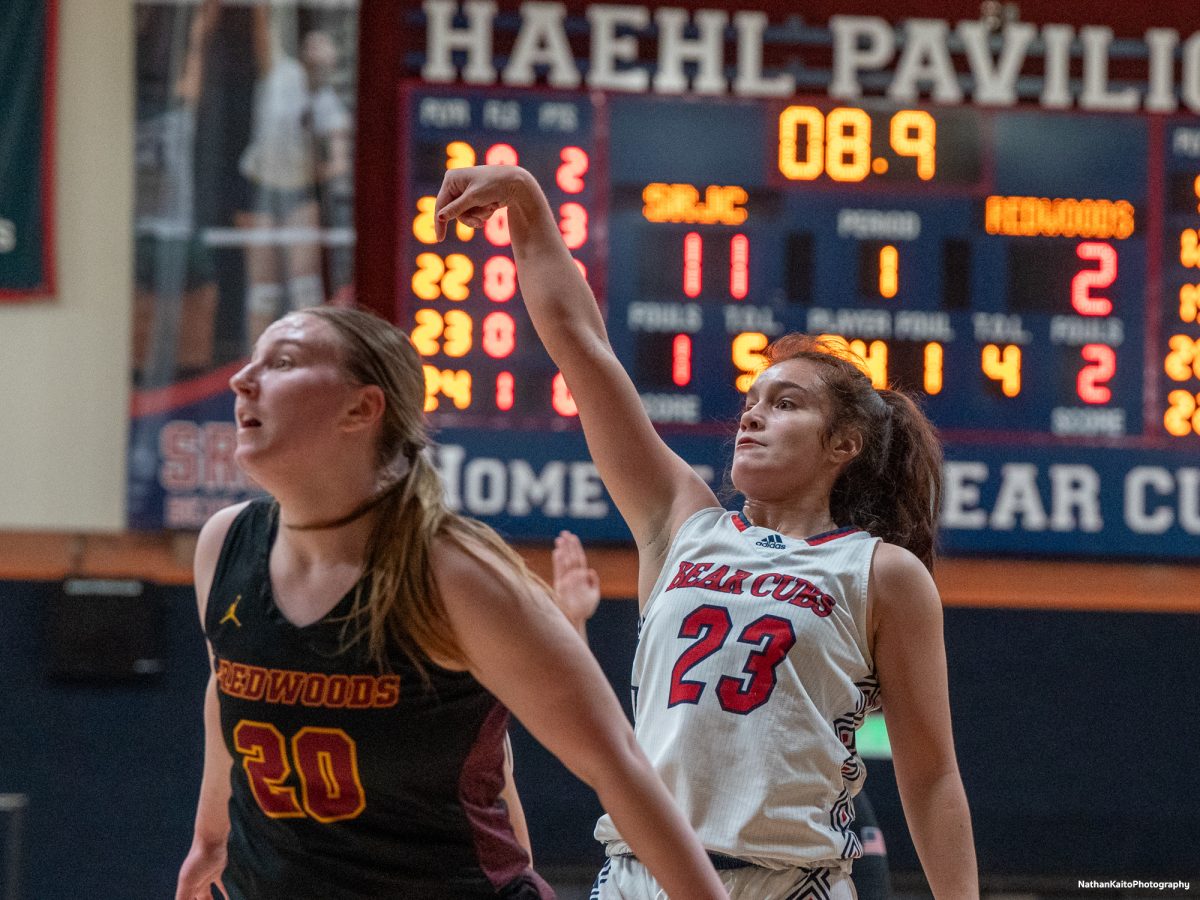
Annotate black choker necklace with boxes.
[282,479,404,531]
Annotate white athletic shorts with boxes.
[589,855,858,900]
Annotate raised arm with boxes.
[435,167,717,566]
[435,542,727,900]
[176,503,246,900]
[870,544,978,899]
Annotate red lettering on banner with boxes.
[159,422,200,490]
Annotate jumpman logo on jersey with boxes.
[220,595,242,628]
[755,533,786,549]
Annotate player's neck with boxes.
[741,497,837,540]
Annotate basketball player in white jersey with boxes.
[436,167,978,899]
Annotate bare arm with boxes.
[435,543,727,900]
[871,544,978,899]
[174,0,219,106]
[435,167,717,574]
[176,503,247,900]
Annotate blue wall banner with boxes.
[431,428,1200,562]
[0,0,56,299]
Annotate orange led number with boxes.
[556,147,589,194]
[825,108,871,182]
[552,372,578,417]
[730,235,749,300]
[495,372,515,411]
[879,245,899,299]
[982,344,1022,397]
[446,141,475,170]
[732,332,769,392]
[778,106,825,181]
[559,203,588,250]
[924,343,944,394]
[482,311,516,358]
[1164,390,1200,436]
[423,365,472,412]
[412,253,473,302]
[1078,344,1116,404]
[483,256,517,302]
[412,309,472,358]
[485,143,518,166]
[1071,243,1117,316]
[849,338,888,389]
[1181,230,1200,268]
[485,208,511,247]
[889,110,936,180]
[683,232,703,298]
[1181,285,1200,324]
[672,334,693,387]
[414,196,471,244]
[778,107,936,182]
[816,334,887,388]
[1165,335,1200,382]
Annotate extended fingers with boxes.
[554,530,587,574]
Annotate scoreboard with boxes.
[389,7,1200,559]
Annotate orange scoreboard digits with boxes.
[398,78,1200,556]
[404,92,596,421]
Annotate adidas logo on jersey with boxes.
[755,533,786,549]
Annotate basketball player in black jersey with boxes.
[175,307,727,899]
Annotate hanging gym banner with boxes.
[128,0,357,528]
[0,0,56,299]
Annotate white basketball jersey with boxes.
[594,507,880,871]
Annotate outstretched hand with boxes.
[552,530,601,636]
[434,165,532,240]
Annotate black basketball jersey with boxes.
[205,500,553,899]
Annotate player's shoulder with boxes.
[430,530,519,599]
[868,541,941,620]
[194,501,257,615]
[196,501,255,559]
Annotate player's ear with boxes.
[342,384,385,432]
[827,426,863,467]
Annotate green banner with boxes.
[0,0,55,298]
